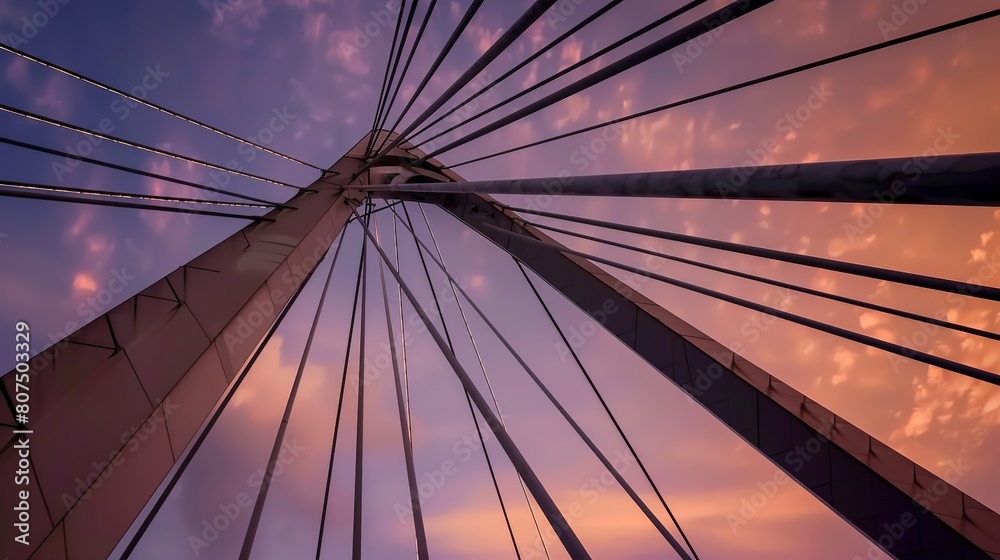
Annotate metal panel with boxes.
[164,342,229,458]
[62,402,175,560]
[0,173,360,560]
[125,304,211,406]
[30,352,153,520]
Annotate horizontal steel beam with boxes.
[355,152,1000,205]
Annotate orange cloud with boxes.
[72,273,97,292]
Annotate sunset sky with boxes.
[1,0,999,558]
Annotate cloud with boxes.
[325,29,372,76]
[520,60,540,88]
[207,0,268,30]
[5,57,30,92]
[559,37,583,70]
[552,93,590,131]
[32,73,72,119]
[303,11,327,43]
[86,234,112,255]
[829,346,857,386]
[72,273,97,292]
[465,23,504,56]
[138,157,175,235]
[523,17,547,52]
[858,312,887,331]
[290,77,337,122]
[65,205,96,240]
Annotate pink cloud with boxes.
[72,273,97,292]
[32,73,72,119]
[138,157,174,235]
[464,22,504,56]
[325,29,371,76]
[290,77,337,122]
[5,57,29,91]
[209,0,268,30]
[559,37,583,70]
[303,11,327,43]
[552,93,590,131]
[64,205,96,240]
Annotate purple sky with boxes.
[2,0,1000,558]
